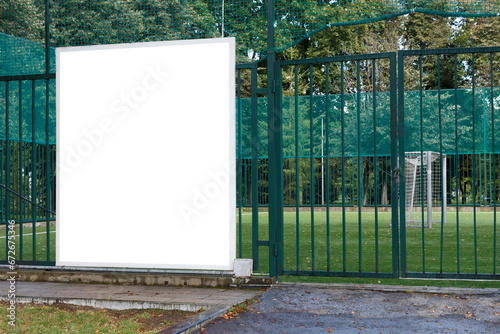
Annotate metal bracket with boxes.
[273,242,281,257]
[257,240,270,247]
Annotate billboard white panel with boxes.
[56,38,236,270]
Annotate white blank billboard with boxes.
[56,38,236,270]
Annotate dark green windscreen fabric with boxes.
[236,88,500,159]
[0,79,56,145]
[0,33,55,76]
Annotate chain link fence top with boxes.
[1,0,499,75]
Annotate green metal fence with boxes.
[398,47,500,279]
[0,74,56,266]
[235,47,500,280]
[1,1,499,280]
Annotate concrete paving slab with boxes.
[0,281,261,311]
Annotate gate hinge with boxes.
[270,79,280,94]
[393,167,400,179]
[273,242,281,257]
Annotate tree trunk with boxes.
[381,172,388,205]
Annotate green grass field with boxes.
[1,212,498,282]
[0,302,195,333]
[237,211,500,277]
[0,224,55,263]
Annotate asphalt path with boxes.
[203,284,500,333]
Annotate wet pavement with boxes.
[203,283,500,333]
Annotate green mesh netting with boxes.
[1,0,499,74]
[236,88,500,158]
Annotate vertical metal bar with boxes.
[251,65,259,271]
[372,59,379,272]
[427,150,432,227]
[45,0,51,262]
[472,54,478,274]
[398,51,406,277]
[437,56,444,274]
[45,79,50,262]
[443,155,447,221]
[18,81,23,261]
[294,65,300,271]
[275,59,284,275]
[32,80,37,261]
[309,64,315,271]
[341,62,346,272]
[325,63,331,272]
[237,69,242,258]
[454,54,460,273]
[491,53,497,275]
[419,56,426,272]
[0,131,2,255]
[45,0,50,75]
[481,88,487,206]
[356,61,362,272]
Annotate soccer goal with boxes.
[405,151,447,228]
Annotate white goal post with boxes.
[404,151,447,228]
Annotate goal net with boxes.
[405,151,447,228]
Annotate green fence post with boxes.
[267,0,283,277]
[44,0,51,263]
[251,64,260,271]
[31,80,37,261]
[397,51,405,278]
[18,81,23,261]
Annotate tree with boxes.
[49,0,216,47]
[469,17,500,87]
[0,0,44,42]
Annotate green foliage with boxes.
[1,0,499,69]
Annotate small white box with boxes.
[233,259,253,278]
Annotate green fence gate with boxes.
[236,52,400,278]
[278,53,400,278]
[398,47,500,279]
[236,47,500,281]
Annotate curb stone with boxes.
[0,296,209,312]
[156,305,230,334]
